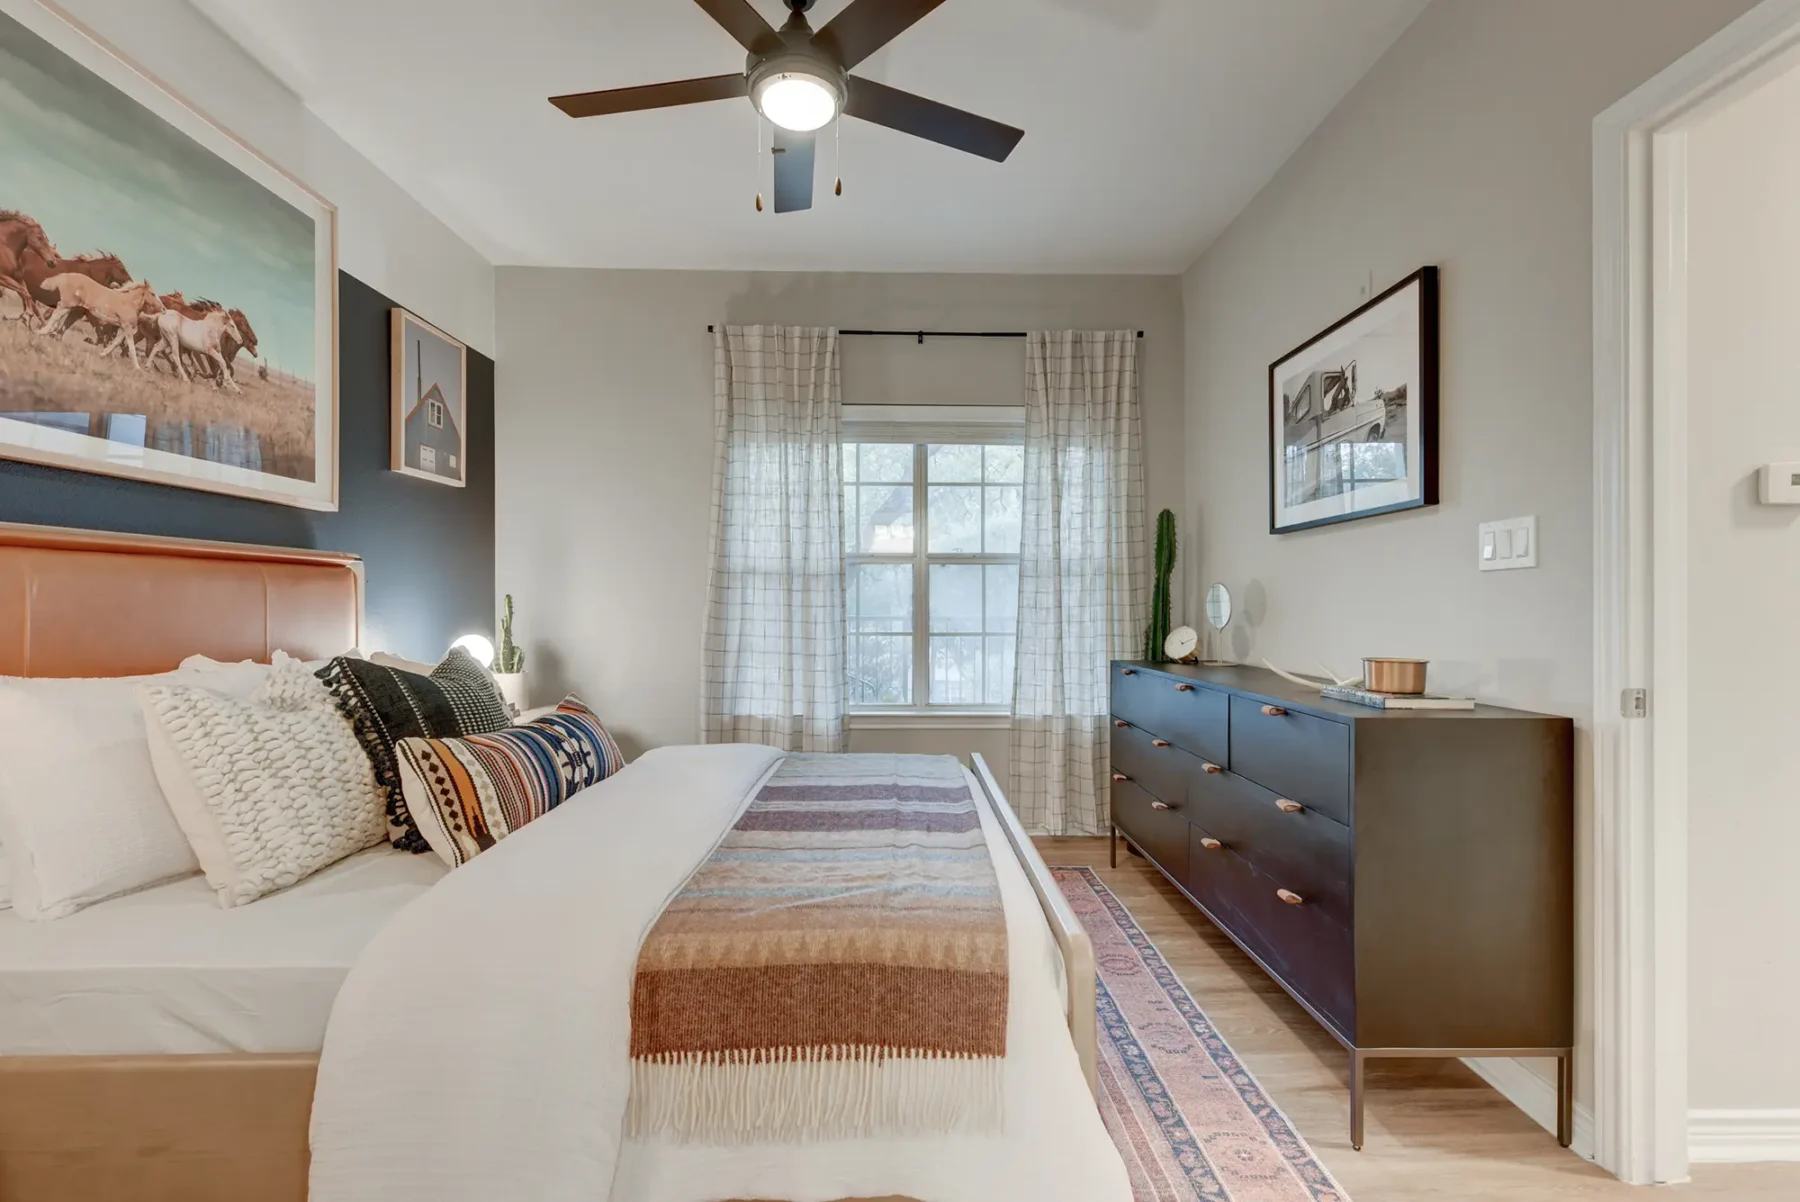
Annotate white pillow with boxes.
[0,662,266,921]
[139,655,385,908]
[368,651,436,676]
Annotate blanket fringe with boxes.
[628,1046,1004,1144]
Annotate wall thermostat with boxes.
[1758,463,1800,505]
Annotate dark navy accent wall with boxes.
[0,271,495,661]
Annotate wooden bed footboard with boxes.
[970,753,1099,1098]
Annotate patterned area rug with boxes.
[1055,866,1348,1202]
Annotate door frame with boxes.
[1591,0,1800,1183]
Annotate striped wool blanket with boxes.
[627,753,1009,1144]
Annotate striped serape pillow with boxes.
[394,695,625,867]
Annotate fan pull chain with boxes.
[834,119,843,196]
[754,115,765,212]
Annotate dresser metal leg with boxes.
[1350,1049,1366,1151]
[1556,1052,1574,1148]
[1110,824,1117,868]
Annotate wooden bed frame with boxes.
[0,521,1096,1202]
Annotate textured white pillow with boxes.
[140,656,385,908]
[0,662,267,921]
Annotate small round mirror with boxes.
[1204,583,1233,632]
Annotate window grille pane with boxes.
[858,443,913,482]
[985,444,1024,483]
[842,443,857,482]
[929,564,983,633]
[984,636,1016,707]
[849,636,912,705]
[928,486,982,553]
[855,485,914,553]
[929,635,983,705]
[927,443,982,483]
[984,564,1018,634]
[848,563,912,632]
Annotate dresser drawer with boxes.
[1112,779,1188,882]
[1111,720,1193,808]
[1186,833,1354,1037]
[1112,664,1229,764]
[1228,695,1350,824]
[1186,770,1351,927]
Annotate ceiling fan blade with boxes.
[814,0,949,69]
[771,128,816,213]
[844,77,1024,162]
[690,0,780,54]
[550,73,748,119]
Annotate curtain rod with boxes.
[705,326,1144,343]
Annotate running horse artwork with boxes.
[0,1,334,509]
[17,250,130,325]
[0,210,57,318]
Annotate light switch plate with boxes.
[1479,516,1538,571]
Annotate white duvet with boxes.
[309,744,1129,1202]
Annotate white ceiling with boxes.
[187,0,1428,273]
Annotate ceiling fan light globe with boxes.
[756,73,840,132]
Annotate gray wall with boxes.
[1685,62,1800,1112]
[494,268,1185,777]
[1178,0,1754,1126]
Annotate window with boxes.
[427,398,445,429]
[845,440,1023,710]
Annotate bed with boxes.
[0,521,1118,1202]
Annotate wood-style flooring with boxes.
[1035,836,1798,1201]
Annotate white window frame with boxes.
[843,407,1025,720]
[427,398,445,429]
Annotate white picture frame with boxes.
[0,0,338,511]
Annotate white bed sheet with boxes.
[0,846,444,1055]
[308,745,1130,1202]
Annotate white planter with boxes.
[493,672,529,712]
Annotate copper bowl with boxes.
[1363,657,1428,695]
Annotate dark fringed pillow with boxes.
[316,649,513,852]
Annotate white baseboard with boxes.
[1689,1109,1800,1163]
[1463,1056,1595,1160]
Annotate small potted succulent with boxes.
[493,593,528,712]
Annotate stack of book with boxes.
[1320,684,1476,710]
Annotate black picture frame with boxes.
[1267,266,1439,534]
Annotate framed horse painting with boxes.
[0,0,337,510]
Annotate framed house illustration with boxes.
[390,307,467,487]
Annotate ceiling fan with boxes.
[549,0,1025,213]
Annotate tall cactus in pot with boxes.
[497,594,524,674]
[1144,509,1177,662]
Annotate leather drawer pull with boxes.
[1175,683,1195,692]
[1150,801,1173,811]
[1277,888,1305,906]
[1115,719,1129,728]
[1111,772,1129,782]
[1121,668,1137,676]
[1276,799,1304,814]
[1199,837,1223,850]
[1201,762,1223,775]
[1151,739,1171,748]
[1261,704,1287,717]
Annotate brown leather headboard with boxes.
[0,523,362,678]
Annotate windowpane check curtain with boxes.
[1011,331,1147,835]
[701,325,847,752]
